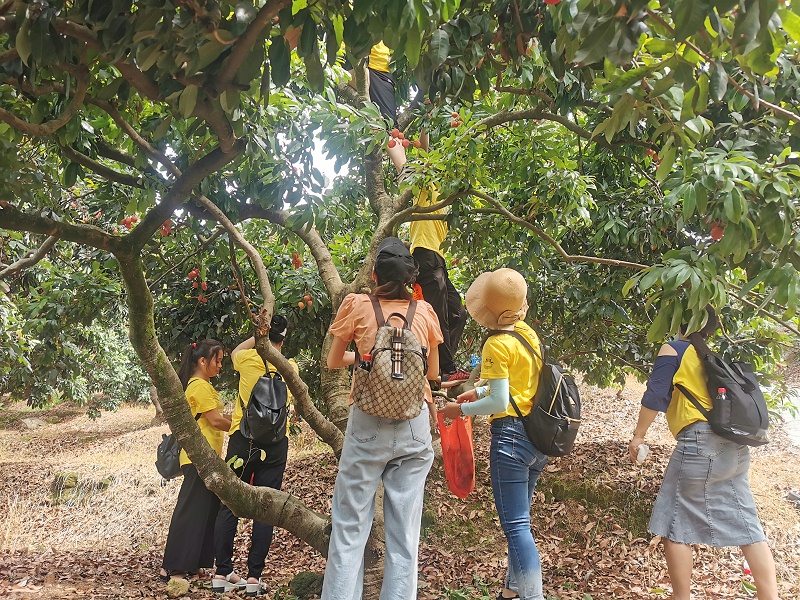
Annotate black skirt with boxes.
[162,464,220,571]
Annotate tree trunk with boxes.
[321,332,353,433]
[149,384,164,425]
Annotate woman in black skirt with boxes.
[629,309,779,600]
[160,339,231,582]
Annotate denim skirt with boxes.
[648,421,766,547]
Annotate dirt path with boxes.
[1,379,798,599]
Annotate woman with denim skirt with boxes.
[441,268,547,600]
[321,237,443,600]
[629,308,780,600]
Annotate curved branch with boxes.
[237,204,344,298]
[53,18,162,101]
[256,337,344,457]
[126,140,247,253]
[88,99,180,178]
[0,235,58,279]
[215,0,291,93]
[0,65,89,136]
[468,189,649,270]
[193,95,237,154]
[58,144,143,188]
[192,193,274,309]
[0,201,120,252]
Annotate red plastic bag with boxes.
[437,413,475,499]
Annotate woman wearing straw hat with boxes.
[441,268,547,600]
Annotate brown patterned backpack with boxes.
[352,295,428,420]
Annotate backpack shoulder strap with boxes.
[484,329,544,365]
[405,300,417,329]
[674,383,711,419]
[687,332,713,360]
[367,294,385,328]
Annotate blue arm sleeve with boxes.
[641,355,679,413]
[460,379,510,416]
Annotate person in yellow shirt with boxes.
[160,339,231,583]
[441,269,547,600]
[212,315,299,596]
[440,268,548,600]
[410,185,468,381]
[629,309,779,600]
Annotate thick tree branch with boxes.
[53,18,162,101]
[0,235,58,279]
[0,201,119,253]
[468,189,649,270]
[193,95,237,154]
[215,0,291,93]
[88,99,180,178]
[58,144,143,188]
[0,65,88,136]
[126,140,247,253]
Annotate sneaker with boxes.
[441,368,471,383]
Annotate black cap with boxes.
[374,237,417,284]
[268,314,288,342]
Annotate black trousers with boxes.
[214,431,288,580]
[368,68,397,126]
[412,247,467,374]
[162,464,220,572]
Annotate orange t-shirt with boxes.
[329,293,444,405]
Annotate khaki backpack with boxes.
[352,295,428,420]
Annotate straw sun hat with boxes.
[465,268,528,330]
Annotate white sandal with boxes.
[246,578,266,597]
[212,572,247,593]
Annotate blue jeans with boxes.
[321,404,434,600]
[490,417,548,600]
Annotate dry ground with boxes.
[0,377,798,599]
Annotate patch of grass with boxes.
[537,471,654,538]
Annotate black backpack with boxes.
[155,412,202,480]
[239,355,288,447]
[674,334,769,447]
[484,330,581,457]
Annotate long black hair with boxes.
[177,339,223,389]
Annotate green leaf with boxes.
[233,457,244,469]
[178,85,199,119]
[405,23,422,69]
[709,62,728,102]
[429,29,449,68]
[292,0,307,14]
[260,449,267,461]
[573,19,616,65]
[656,146,677,182]
[269,36,291,87]
[781,8,800,42]
[674,0,713,41]
[15,20,31,66]
[601,65,658,95]
[683,183,696,220]
[647,304,672,343]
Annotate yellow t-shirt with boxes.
[368,42,391,73]
[665,345,711,438]
[179,378,225,467]
[230,348,299,435]
[409,186,448,255]
[480,322,541,422]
